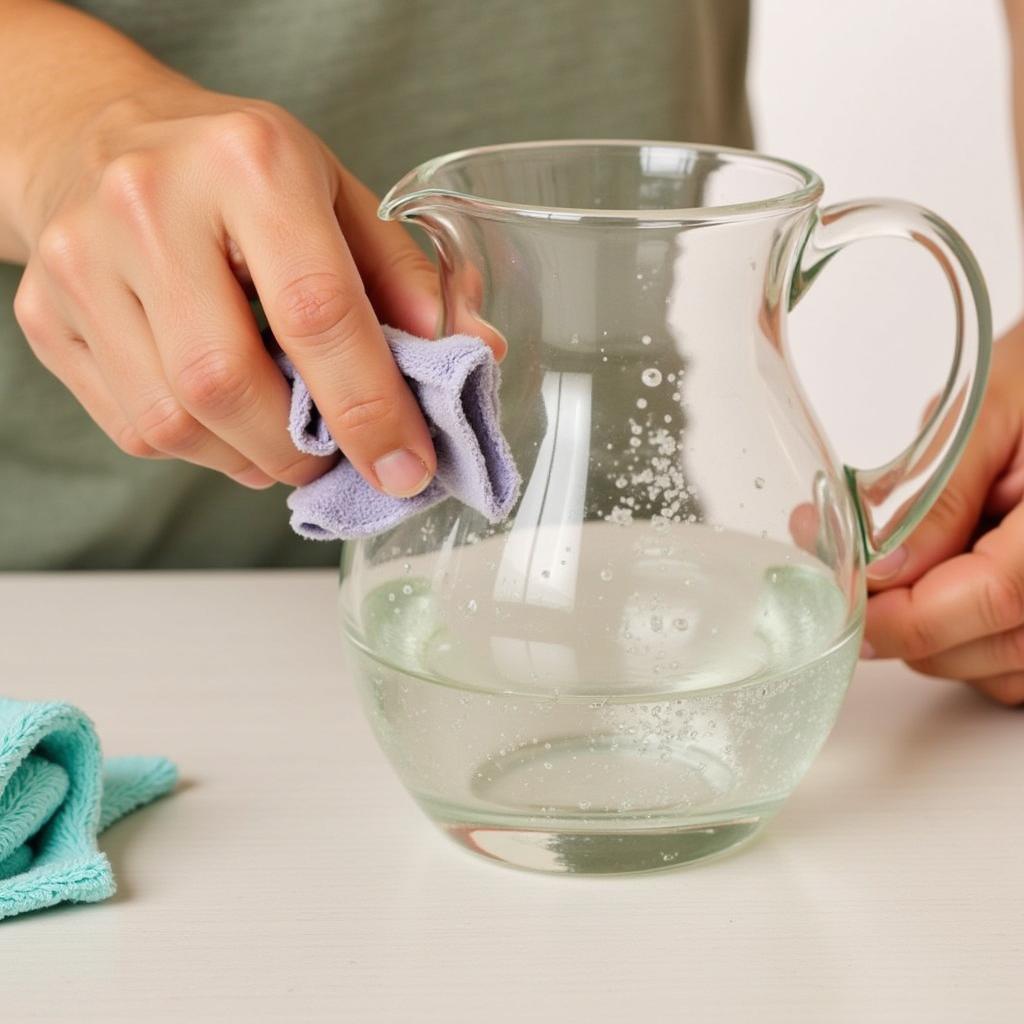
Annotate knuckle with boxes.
[276,274,360,341]
[332,392,394,435]
[113,423,158,459]
[175,347,256,418]
[136,396,204,453]
[926,484,969,533]
[208,107,286,177]
[36,221,86,284]
[98,154,162,223]
[12,277,52,340]
[268,449,331,487]
[362,246,436,299]
[979,571,1024,635]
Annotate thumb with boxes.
[866,398,1016,590]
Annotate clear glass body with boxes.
[340,142,991,874]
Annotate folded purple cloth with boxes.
[279,326,520,540]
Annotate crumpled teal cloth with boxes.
[0,698,176,922]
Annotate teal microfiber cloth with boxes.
[0,698,177,922]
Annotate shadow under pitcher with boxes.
[339,141,991,874]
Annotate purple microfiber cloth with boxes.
[278,325,520,540]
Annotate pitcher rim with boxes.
[379,139,824,225]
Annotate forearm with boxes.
[0,0,188,262]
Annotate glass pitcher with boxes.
[340,141,990,874]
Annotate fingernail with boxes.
[235,467,276,490]
[866,545,908,581]
[860,640,876,660]
[374,449,432,497]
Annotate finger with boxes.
[908,625,1024,681]
[789,502,820,555]
[70,276,274,488]
[970,674,1024,707]
[125,233,334,487]
[866,398,1018,589]
[332,166,440,338]
[334,166,508,359]
[227,172,437,497]
[14,268,157,459]
[864,502,1024,661]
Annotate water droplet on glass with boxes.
[672,617,689,631]
[402,562,411,574]
[543,761,553,770]
[663,414,672,424]
[544,742,552,750]
[540,569,550,579]
[570,332,580,345]
[387,591,396,603]
[401,584,413,595]
[600,568,613,582]
[754,476,765,489]
[641,368,662,388]
[636,397,648,410]
[578,800,592,811]
[650,615,663,632]
[641,334,652,346]
[465,598,478,615]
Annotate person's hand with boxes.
[12,82,501,494]
[863,319,1024,705]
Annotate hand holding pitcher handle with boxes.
[790,199,993,563]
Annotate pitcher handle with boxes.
[789,199,993,564]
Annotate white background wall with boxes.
[750,0,1023,469]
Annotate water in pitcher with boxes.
[343,522,860,873]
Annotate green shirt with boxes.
[0,0,752,569]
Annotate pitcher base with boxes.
[430,811,773,875]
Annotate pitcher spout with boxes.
[379,169,463,223]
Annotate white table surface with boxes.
[0,570,1021,1023]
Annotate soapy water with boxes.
[343,523,861,872]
